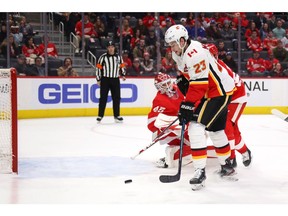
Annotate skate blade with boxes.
[190,181,205,191]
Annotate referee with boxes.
[95,40,126,123]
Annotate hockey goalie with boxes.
[147,72,215,168]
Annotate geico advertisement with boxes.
[17,78,157,110]
[17,77,288,111]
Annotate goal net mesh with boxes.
[0,69,13,173]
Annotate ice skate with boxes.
[114,116,123,123]
[156,157,168,168]
[230,158,237,168]
[219,158,235,176]
[242,149,252,167]
[217,158,238,181]
[189,168,206,191]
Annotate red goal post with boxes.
[0,68,18,173]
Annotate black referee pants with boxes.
[98,77,121,118]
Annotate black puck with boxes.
[124,179,132,184]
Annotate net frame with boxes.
[0,68,18,173]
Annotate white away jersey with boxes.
[173,40,236,103]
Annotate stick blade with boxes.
[271,109,288,122]
[159,174,180,183]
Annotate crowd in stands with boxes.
[1,12,288,77]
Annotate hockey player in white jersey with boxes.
[165,24,237,190]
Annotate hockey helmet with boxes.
[165,24,189,48]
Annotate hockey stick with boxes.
[130,117,179,160]
[271,109,288,122]
[159,120,186,183]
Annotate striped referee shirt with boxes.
[95,53,126,81]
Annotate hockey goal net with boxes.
[0,68,17,173]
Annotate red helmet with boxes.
[154,72,173,95]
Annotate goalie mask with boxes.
[154,72,177,98]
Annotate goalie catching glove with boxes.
[178,101,195,125]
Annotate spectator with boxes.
[122,50,132,70]
[185,12,195,27]
[0,33,20,58]
[197,12,210,29]
[126,57,145,76]
[94,16,107,38]
[145,27,157,58]
[11,25,23,45]
[28,56,45,76]
[64,12,81,42]
[133,38,147,60]
[217,40,228,60]
[22,36,41,65]
[229,12,249,33]
[205,20,222,41]
[190,20,207,41]
[140,51,154,75]
[223,52,238,73]
[272,40,288,62]
[246,51,268,77]
[12,54,29,75]
[263,30,278,52]
[161,49,177,75]
[272,19,286,39]
[220,20,237,41]
[244,21,260,39]
[142,13,156,29]
[38,36,59,58]
[280,29,288,51]
[19,16,34,42]
[159,13,175,29]
[268,14,277,30]
[130,29,142,50]
[152,19,164,41]
[75,13,97,53]
[57,57,79,77]
[269,62,286,77]
[133,18,148,38]
[160,18,173,38]
[0,23,7,44]
[254,12,268,30]
[259,23,270,40]
[117,18,133,52]
[247,30,263,52]
[264,51,280,71]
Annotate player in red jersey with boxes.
[147,72,192,168]
[206,43,252,168]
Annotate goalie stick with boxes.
[271,109,288,122]
[159,120,186,183]
[130,117,179,160]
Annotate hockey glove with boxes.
[178,101,195,125]
[176,75,189,96]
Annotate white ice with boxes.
[1,114,288,214]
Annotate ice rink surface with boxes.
[1,114,288,215]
